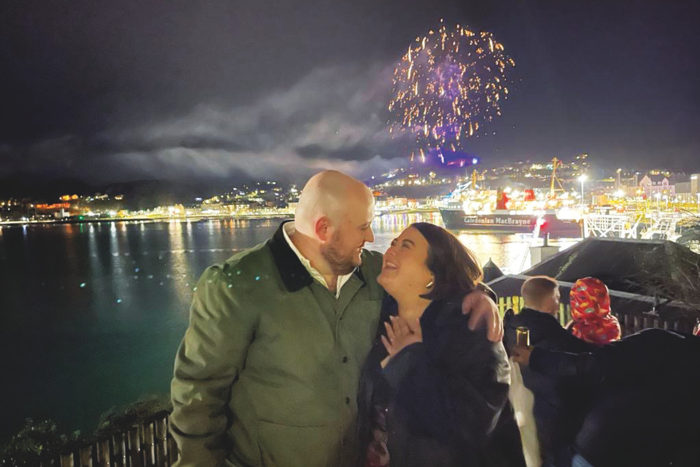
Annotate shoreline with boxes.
[0,214,294,226]
[0,209,441,227]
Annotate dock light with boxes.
[578,174,588,204]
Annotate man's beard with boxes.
[321,230,360,276]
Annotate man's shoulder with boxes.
[510,308,558,329]
[226,240,271,266]
[514,310,593,352]
[504,308,539,333]
[201,240,274,284]
[506,308,565,347]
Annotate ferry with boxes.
[439,207,583,238]
[438,158,584,238]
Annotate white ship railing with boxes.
[583,213,641,239]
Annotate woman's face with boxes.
[377,227,433,300]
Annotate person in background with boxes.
[358,223,525,467]
[505,276,594,467]
[512,327,700,467]
[567,278,620,346]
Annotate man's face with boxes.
[544,288,561,316]
[321,195,375,275]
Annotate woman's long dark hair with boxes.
[411,222,483,301]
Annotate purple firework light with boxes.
[388,20,515,163]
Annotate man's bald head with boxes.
[295,170,374,236]
[291,171,376,276]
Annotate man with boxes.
[169,170,501,467]
[504,276,594,467]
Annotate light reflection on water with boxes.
[0,215,579,442]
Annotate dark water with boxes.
[0,214,572,441]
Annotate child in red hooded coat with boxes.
[568,277,621,345]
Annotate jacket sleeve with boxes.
[169,266,257,467]
[382,326,510,448]
[530,329,684,386]
[548,327,597,353]
[529,348,605,385]
[476,281,498,302]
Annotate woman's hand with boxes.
[511,345,533,366]
[381,316,422,367]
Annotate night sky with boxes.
[1,0,699,186]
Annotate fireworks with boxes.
[388,20,515,163]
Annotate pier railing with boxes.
[22,411,179,467]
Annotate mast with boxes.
[549,157,566,199]
[550,157,559,197]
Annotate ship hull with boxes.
[439,208,583,238]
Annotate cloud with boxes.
[98,63,408,182]
[110,148,404,182]
[2,63,410,184]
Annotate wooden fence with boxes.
[497,295,693,336]
[28,412,179,467]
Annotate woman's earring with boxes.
[426,280,434,289]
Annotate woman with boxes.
[358,223,525,467]
[567,277,621,346]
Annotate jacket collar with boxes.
[506,307,564,338]
[268,221,367,293]
[518,307,561,325]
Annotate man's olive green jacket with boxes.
[170,223,385,467]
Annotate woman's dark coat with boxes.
[358,297,526,467]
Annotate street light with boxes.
[654,192,661,210]
[578,174,588,205]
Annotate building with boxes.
[639,174,675,198]
[674,173,700,203]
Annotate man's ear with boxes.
[314,216,331,242]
